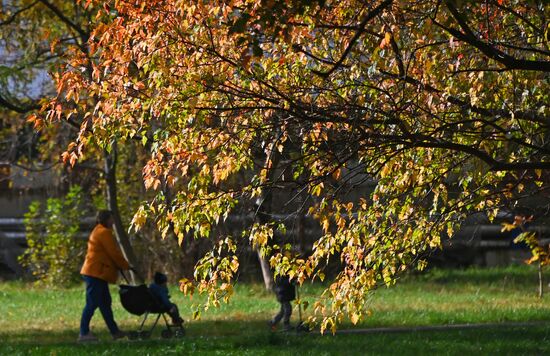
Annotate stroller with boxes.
[119,273,185,340]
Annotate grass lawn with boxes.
[2,265,550,355]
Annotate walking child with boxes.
[268,274,296,331]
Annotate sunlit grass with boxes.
[1,265,550,354]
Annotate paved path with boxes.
[333,321,549,335]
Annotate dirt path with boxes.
[332,321,549,334]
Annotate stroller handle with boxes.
[121,267,143,285]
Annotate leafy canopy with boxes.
[45,0,549,332]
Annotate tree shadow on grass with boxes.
[0,320,302,355]
[3,320,550,355]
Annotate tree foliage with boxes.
[0,1,150,281]
[0,0,96,163]
[19,185,88,286]
[45,0,549,332]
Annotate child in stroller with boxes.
[119,271,185,339]
[149,272,184,326]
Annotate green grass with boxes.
[2,265,550,355]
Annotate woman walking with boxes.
[78,210,130,342]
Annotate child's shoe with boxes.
[171,317,184,327]
[267,320,277,331]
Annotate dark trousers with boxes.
[168,303,183,324]
[80,275,120,335]
[272,301,292,326]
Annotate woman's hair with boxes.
[96,210,113,226]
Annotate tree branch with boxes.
[372,132,550,171]
[380,70,550,126]
[442,1,550,72]
[312,0,393,77]
[0,94,40,113]
[0,1,39,26]
[292,44,351,67]
[38,0,89,43]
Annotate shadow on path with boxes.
[335,320,550,334]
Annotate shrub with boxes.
[19,186,88,286]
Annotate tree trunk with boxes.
[104,143,142,283]
[256,200,274,290]
[254,133,284,291]
[297,211,306,255]
[538,261,543,298]
[257,250,273,290]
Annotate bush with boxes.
[19,186,88,286]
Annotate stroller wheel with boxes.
[174,328,186,338]
[139,331,151,339]
[128,331,139,340]
[161,329,173,339]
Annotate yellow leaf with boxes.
[130,206,147,231]
[322,218,330,233]
[379,32,392,49]
[501,222,516,232]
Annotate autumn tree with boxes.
[0,0,144,280]
[48,0,549,331]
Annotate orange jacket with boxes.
[80,224,129,284]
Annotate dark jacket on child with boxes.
[148,272,173,311]
[274,276,295,302]
[149,283,172,310]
